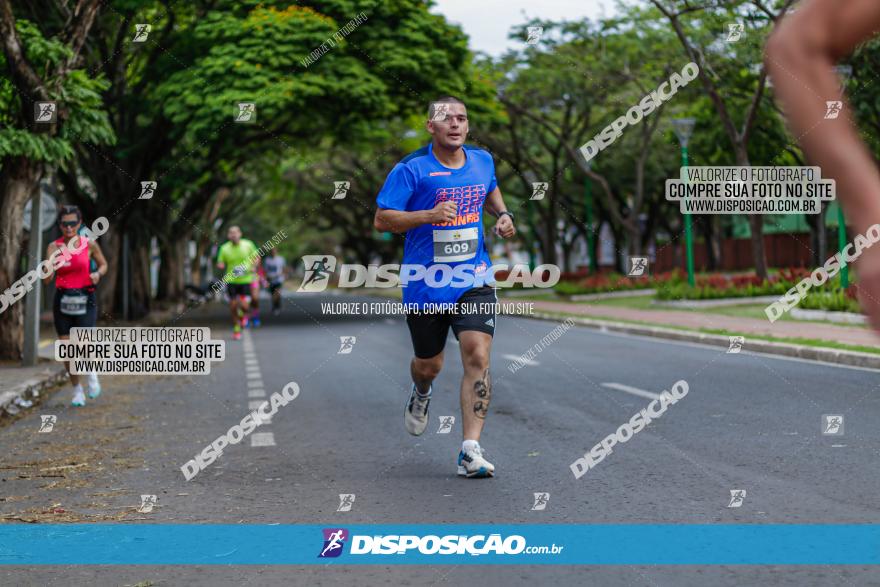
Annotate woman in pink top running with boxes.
[42,205,108,407]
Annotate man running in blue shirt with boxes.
[374,96,516,478]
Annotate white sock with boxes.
[87,373,99,387]
[462,439,480,453]
[73,384,83,394]
[415,384,431,398]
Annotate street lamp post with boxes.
[584,160,598,274]
[673,118,696,287]
[523,171,539,271]
[834,65,852,288]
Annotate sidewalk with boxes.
[0,308,181,421]
[529,300,880,348]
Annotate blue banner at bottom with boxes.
[1,524,879,565]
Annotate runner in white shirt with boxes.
[263,248,287,315]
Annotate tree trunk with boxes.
[701,217,722,271]
[748,215,767,278]
[97,227,120,320]
[735,148,768,278]
[131,241,152,319]
[0,156,42,359]
[191,237,211,287]
[157,237,187,303]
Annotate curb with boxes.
[790,308,867,325]
[526,311,880,370]
[0,365,69,418]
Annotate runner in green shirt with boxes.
[216,226,259,340]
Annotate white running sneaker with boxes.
[87,373,101,399]
[404,384,431,436]
[457,445,495,478]
[71,388,86,407]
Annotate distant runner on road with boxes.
[216,226,258,341]
[374,96,517,479]
[766,0,880,332]
[263,248,287,315]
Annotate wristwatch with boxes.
[497,210,515,221]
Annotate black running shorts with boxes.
[227,283,251,298]
[405,286,498,359]
[53,288,98,337]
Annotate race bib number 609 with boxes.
[433,227,478,263]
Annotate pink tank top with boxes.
[54,236,92,289]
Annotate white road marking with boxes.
[601,382,663,401]
[251,432,275,447]
[502,353,539,366]
[242,331,275,444]
[247,400,272,423]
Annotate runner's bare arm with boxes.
[374,202,457,233]
[484,187,515,238]
[89,241,109,284]
[765,0,880,330]
[765,0,880,236]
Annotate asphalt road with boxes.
[2,291,880,585]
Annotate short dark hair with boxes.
[57,204,82,224]
[427,96,466,120]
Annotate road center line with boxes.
[601,382,663,401]
[502,353,539,366]
[251,432,275,447]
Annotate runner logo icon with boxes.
[822,414,844,435]
[133,24,151,42]
[628,257,648,277]
[39,415,57,433]
[526,26,543,45]
[138,494,158,513]
[727,489,746,508]
[298,255,337,292]
[35,102,57,123]
[235,102,256,123]
[139,181,157,200]
[727,336,744,354]
[531,492,550,511]
[437,416,455,434]
[726,22,744,42]
[338,336,356,354]
[337,494,355,512]
[824,101,843,119]
[332,182,350,200]
[530,182,548,200]
[319,528,348,558]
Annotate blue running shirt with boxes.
[377,143,497,307]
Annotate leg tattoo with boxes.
[472,368,491,419]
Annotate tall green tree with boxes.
[0,1,112,359]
